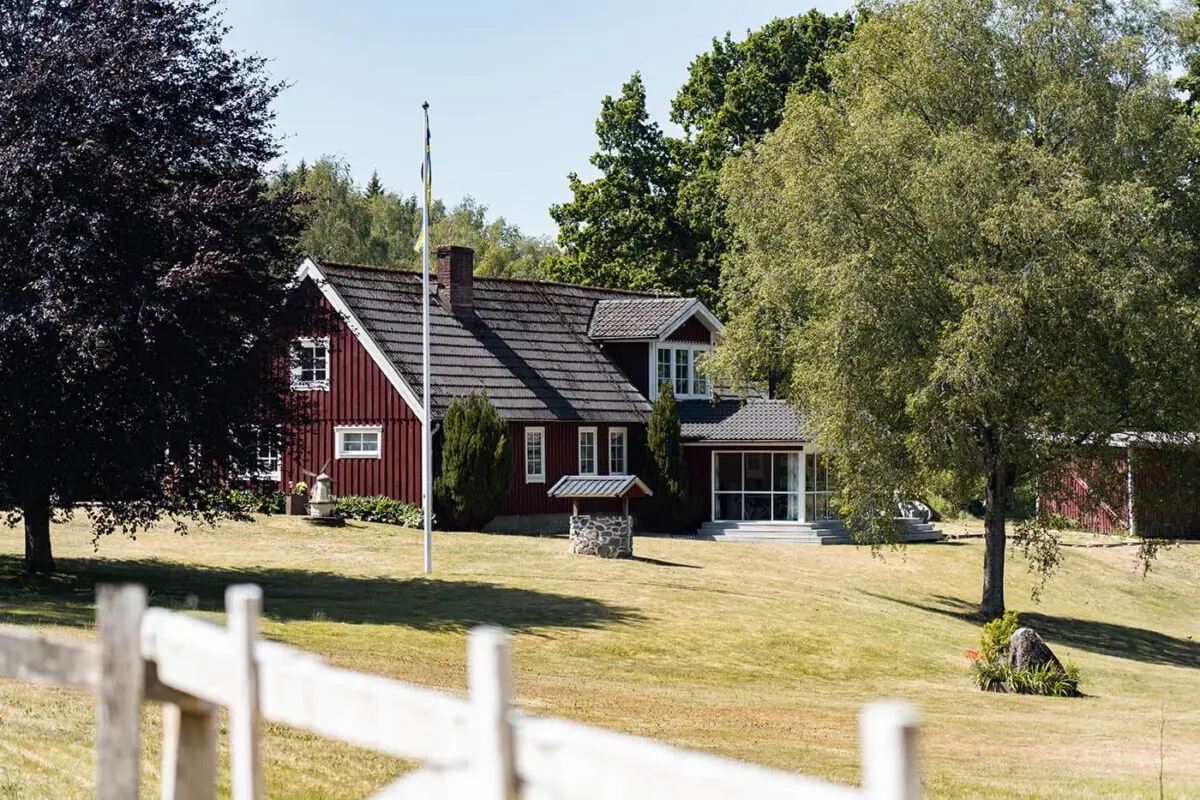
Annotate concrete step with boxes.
[698,517,941,545]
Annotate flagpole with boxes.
[421,101,433,575]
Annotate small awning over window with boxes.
[546,475,653,499]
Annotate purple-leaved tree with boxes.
[0,0,310,572]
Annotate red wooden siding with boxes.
[665,314,712,343]
[506,421,643,515]
[1040,458,1129,535]
[281,292,422,503]
[602,342,650,397]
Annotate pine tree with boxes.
[434,392,513,530]
[642,384,690,531]
[365,170,384,198]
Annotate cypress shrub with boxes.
[435,392,513,530]
[641,383,691,531]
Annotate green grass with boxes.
[0,516,1198,798]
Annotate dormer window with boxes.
[292,337,330,391]
[654,344,710,399]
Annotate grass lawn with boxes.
[0,517,1197,799]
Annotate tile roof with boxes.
[315,263,654,422]
[546,474,653,498]
[588,297,695,339]
[677,399,810,442]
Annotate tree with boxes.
[548,13,853,306]
[0,0,309,571]
[271,161,557,278]
[435,392,513,530]
[641,384,691,531]
[715,0,1200,617]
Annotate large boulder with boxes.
[1009,628,1063,672]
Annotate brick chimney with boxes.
[436,245,474,315]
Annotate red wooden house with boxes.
[274,245,841,535]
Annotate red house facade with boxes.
[276,246,824,534]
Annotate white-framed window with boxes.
[657,348,672,394]
[254,432,281,481]
[292,337,330,391]
[335,425,382,459]
[578,427,598,476]
[525,426,545,484]
[608,427,627,475]
[653,344,711,399]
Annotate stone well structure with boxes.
[569,514,633,559]
[547,474,652,560]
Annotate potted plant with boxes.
[286,481,309,516]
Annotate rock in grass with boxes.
[1009,628,1063,673]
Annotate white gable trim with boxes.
[658,300,725,341]
[296,258,427,424]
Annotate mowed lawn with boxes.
[0,518,1198,799]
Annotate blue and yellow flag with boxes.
[414,104,432,253]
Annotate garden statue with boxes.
[302,461,343,526]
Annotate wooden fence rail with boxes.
[0,584,921,799]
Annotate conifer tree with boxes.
[435,392,513,530]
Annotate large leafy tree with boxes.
[713,0,1200,617]
[0,0,309,571]
[548,12,853,306]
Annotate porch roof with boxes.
[547,474,653,499]
[678,399,809,443]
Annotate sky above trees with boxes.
[217,0,854,238]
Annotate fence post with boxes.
[860,701,920,800]
[96,584,147,800]
[160,699,219,800]
[227,584,264,800]
[468,626,517,800]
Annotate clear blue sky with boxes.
[218,0,853,239]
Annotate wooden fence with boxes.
[0,584,921,799]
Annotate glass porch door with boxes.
[713,452,802,522]
[805,452,837,520]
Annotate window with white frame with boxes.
[525,427,545,483]
[335,425,382,459]
[656,348,672,394]
[292,337,330,390]
[654,344,710,399]
[255,432,281,481]
[608,427,627,475]
[578,427,597,475]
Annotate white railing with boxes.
[0,584,921,799]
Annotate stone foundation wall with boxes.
[569,514,632,558]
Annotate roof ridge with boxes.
[315,260,677,298]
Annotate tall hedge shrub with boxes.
[642,383,691,531]
[435,392,513,530]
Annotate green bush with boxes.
[968,610,1082,696]
[334,495,425,528]
[980,609,1020,660]
[211,488,285,515]
[434,392,513,530]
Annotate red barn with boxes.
[272,245,857,536]
[1040,434,1200,539]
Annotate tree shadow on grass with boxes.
[0,555,644,633]
[863,591,1200,670]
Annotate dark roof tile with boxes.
[677,399,809,442]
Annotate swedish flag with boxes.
[414,104,431,253]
